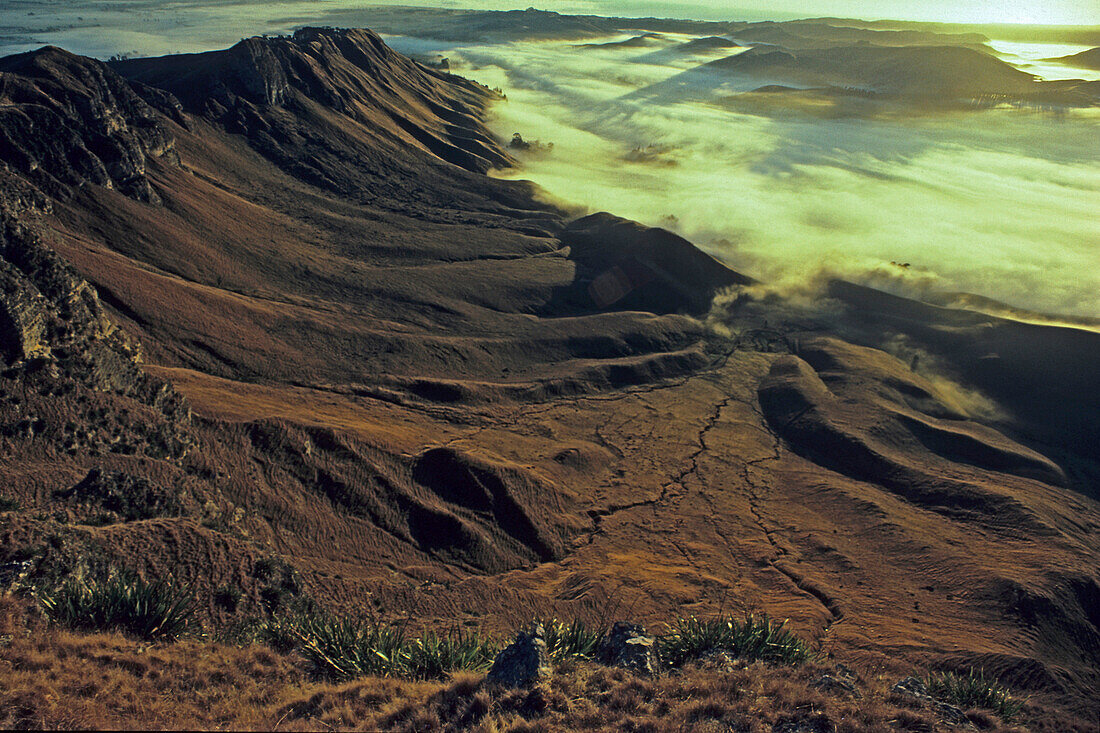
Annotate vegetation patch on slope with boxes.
[0,574,1060,731]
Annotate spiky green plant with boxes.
[257,611,498,681]
[538,617,605,661]
[925,669,1025,721]
[38,570,196,641]
[404,628,498,680]
[657,614,816,668]
[276,613,408,680]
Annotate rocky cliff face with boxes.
[114,28,513,176]
[0,47,180,203]
[0,167,186,418]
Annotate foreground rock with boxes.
[598,621,659,675]
[812,673,861,698]
[486,625,550,687]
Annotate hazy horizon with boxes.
[354,1,1100,26]
[1,1,1099,62]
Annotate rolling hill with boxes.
[0,26,1097,725]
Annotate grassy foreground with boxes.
[0,588,1080,732]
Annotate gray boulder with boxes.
[486,625,550,687]
[893,676,931,699]
[892,676,974,729]
[693,648,744,671]
[933,701,972,727]
[598,622,658,675]
[812,674,861,698]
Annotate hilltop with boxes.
[1046,46,1100,70]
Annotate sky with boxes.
[2,2,1098,61]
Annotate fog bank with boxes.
[409,35,1100,317]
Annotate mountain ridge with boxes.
[0,27,1098,723]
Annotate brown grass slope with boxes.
[1,597,1078,732]
[0,28,1097,725]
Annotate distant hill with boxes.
[1046,46,1100,70]
[625,43,1067,110]
[288,6,998,49]
[576,33,667,50]
[630,36,742,65]
[708,44,1038,96]
[679,36,741,51]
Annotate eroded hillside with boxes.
[0,27,1097,725]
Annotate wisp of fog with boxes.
[395,34,1099,318]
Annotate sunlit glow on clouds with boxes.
[403,35,1100,317]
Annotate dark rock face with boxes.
[0,47,179,203]
[114,28,515,177]
[558,212,751,315]
[114,37,288,115]
[598,621,659,675]
[486,626,550,687]
[0,258,49,362]
[0,206,188,422]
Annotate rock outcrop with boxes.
[0,194,187,421]
[598,622,659,675]
[812,673,861,698]
[0,46,179,203]
[486,626,551,687]
[55,468,187,523]
[0,257,49,363]
[114,28,513,176]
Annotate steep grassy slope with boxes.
[0,27,1097,725]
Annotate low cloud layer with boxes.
[415,35,1100,318]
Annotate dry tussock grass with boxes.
[0,596,1071,732]
[270,659,994,732]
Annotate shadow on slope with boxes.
[759,336,1067,530]
[824,281,1100,496]
[545,212,752,317]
